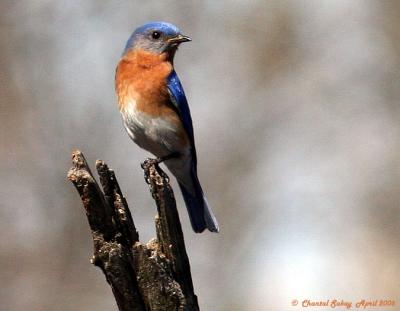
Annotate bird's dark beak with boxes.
[168,34,191,44]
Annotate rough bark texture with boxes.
[67,150,199,311]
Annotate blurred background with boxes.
[1,1,399,310]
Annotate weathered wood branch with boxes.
[67,150,199,311]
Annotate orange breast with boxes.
[115,49,177,119]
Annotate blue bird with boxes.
[115,21,219,233]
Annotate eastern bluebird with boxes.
[115,21,219,233]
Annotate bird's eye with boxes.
[152,31,161,39]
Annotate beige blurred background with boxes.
[1,1,399,310]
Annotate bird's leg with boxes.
[154,152,181,180]
[156,151,181,163]
[141,152,181,183]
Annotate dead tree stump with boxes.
[67,150,200,311]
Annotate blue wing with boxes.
[167,70,219,233]
[167,70,197,166]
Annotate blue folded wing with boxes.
[167,70,197,165]
[167,71,219,233]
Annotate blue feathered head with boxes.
[123,21,191,55]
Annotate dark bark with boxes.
[67,150,199,311]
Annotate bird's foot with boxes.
[141,157,160,169]
[141,161,169,184]
[141,153,179,184]
[141,152,180,168]
[141,158,157,184]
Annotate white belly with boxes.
[121,102,188,158]
[121,101,195,193]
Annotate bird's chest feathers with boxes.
[115,50,187,154]
[116,50,173,116]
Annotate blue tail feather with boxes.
[178,172,219,233]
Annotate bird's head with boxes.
[123,22,191,58]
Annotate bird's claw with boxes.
[141,157,170,184]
